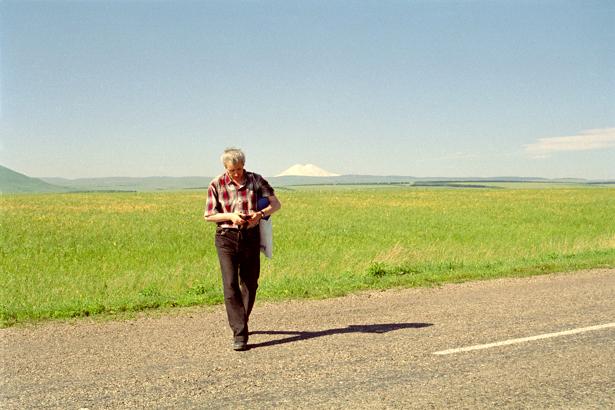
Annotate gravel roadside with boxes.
[2,268,614,409]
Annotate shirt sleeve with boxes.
[204,184,219,217]
[256,174,275,198]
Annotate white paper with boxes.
[259,218,273,258]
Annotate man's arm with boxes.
[260,195,281,217]
[204,212,247,226]
[246,195,281,228]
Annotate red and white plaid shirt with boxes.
[205,171,274,228]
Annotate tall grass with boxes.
[2,187,614,326]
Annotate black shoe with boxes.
[233,340,249,351]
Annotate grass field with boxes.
[2,186,614,326]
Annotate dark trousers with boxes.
[215,227,261,342]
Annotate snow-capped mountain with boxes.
[275,164,340,177]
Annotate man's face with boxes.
[225,162,245,183]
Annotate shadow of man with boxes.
[249,323,433,349]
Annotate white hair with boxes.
[221,147,245,166]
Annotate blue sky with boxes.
[1,0,613,179]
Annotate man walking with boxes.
[204,148,281,351]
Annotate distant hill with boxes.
[0,165,72,193]
[267,175,572,186]
[2,164,611,193]
[268,174,417,186]
[42,176,211,192]
[40,174,418,191]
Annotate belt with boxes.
[218,225,239,230]
[217,225,257,232]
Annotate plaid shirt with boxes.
[205,171,275,228]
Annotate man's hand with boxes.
[246,212,262,229]
[230,212,248,226]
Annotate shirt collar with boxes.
[224,170,250,188]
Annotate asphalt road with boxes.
[2,269,614,409]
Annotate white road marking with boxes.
[433,322,615,355]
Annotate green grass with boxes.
[2,186,614,326]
